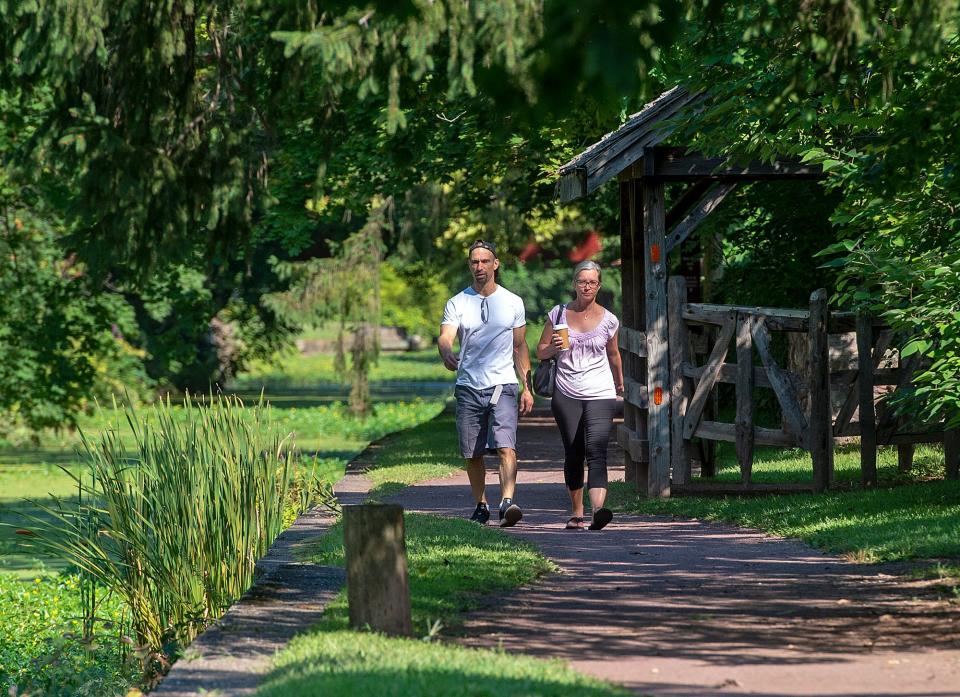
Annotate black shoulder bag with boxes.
[532,304,565,398]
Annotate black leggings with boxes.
[551,390,617,491]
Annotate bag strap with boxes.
[552,303,567,326]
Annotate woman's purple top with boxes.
[548,304,619,400]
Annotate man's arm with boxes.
[513,325,534,415]
[438,323,459,371]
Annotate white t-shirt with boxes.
[442,285,526,389]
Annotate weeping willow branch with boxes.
[268,197,391,416]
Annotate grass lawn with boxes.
[259,407,630,697]
[609,441,960,564]
[0,396,446,695]
[362,411,462,499]
[259,514,629,697]
[231,348,454,389]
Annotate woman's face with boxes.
[574,268,601,301]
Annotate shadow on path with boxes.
[391,415,960,696]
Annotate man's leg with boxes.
[466,455,487,503]
[496,447,517,501]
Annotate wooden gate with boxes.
[668,276,959,494]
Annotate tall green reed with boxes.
[16,394,304,669]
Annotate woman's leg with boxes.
[551,391,586,516]
[583,398,618,508]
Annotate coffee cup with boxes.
[553,323,570,350]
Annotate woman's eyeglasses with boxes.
[575,280,600,288]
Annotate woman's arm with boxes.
[606,330,624,395]
[535,318,561,360]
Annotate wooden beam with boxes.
[620,180,638,486]
[617,424,649,464]
[735,313,755,483]
[665,180,714,229]
[637,146,825,181]
[751,317,809,445]
[877,353,921,444]
[683,313,737,439]
[694,420,799,447]
[945,429,960,481]
[623,377,649,409]
[669,276,693,487]
[558,168,588,203]
[682,361,779,390]
[857,313,878,487]
[684,303,810,331]
[618,326,647,358]
[834,329,894,437]
[809,289,834,492]
[665,182,737,254]
[643,179,671,498]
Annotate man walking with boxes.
[438,239,534,527]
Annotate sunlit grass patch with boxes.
[258,630,631,697]
[259,514,611,697]
[610,449,960,564]
[304,513,552,628]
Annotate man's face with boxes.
[468,249,499,285]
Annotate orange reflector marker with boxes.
[650,244,661,263]
[653,386,663,405]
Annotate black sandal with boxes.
[565,516,584,530]
[589,507,613,531]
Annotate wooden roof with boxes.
[557,86,703,203]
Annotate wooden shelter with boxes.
[558,87,959,498]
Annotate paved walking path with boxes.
[390,414,960,696]
[156,410,960,696]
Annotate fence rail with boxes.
[665,276,958,493]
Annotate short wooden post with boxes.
[343,504,412,636]
[668,276,692,487]
[735,313,755,484]
[856,312,878,487]
[809,289,834,492]
[945,429,960,481]
[897,445,915,473]
[643,178,671,497]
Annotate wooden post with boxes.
[897,445,915,473]
[809,289,834,492]
[343,504,412,636]
[632,179,650,489]
[619,179,638,486]
[735,313,755,484]
[643,178,671,498]
[668,276,693,487]
[945,429,960,481]
[856,312,878,487]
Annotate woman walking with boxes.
[536,261,624,531]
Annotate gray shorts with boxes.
[454,384,519,458]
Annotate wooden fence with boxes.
[663,276,959,494]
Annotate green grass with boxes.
[231,348,454,389]
[361,412,462,499]
[0,400,445,579]
[700,440,945,485]
[304,513,554,629]
[609,443,960,564]
[259,630,631,697]
[259,514,627,697]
